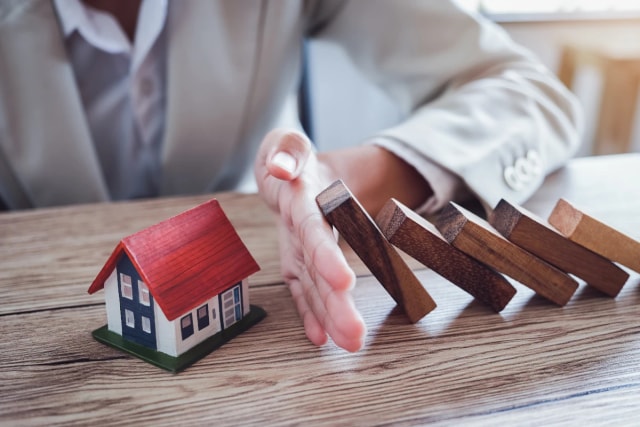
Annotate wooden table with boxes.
[2,154,639,426]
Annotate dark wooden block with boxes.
[316,180,436,323]
[490,199,629,297]
[549,198,640,274]
[376,199,516,312]
[435,202,579,306]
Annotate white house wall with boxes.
[242,279,250,315]
[155,306,177,357]
[104,270,122,335]
[103,269,241,357]
[168,295,222,357]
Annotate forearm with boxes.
[315,1,582,210]
[317,144,433,216]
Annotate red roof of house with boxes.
[88,199,260,321]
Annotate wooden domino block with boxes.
[316,180,436,323]
[376,199,516,312]
[490,199,629,297]
[549,198,640,274]
[435,202,579,306]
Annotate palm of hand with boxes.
[255,129,366,352]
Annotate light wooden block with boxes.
[435,202,579,306]
[549,198,640,274]
[376,199,516,312]
[490,199,629,297]
[316,180,436,323]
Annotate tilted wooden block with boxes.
[435,202,579,306]
[316,180,436,323]
[376,199,516,312]
[490,199,629,297]
[549,198,640,274]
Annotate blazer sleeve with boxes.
[311,0,583,211]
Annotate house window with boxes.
[181,314,194,340]
[141,316,151,334]
[197,304,210,330]
[221,284,242,328]
[234,287,242,320]
[138,280,150,306]
[125,309,135,328]
[120,274,133,300]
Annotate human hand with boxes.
[254,128,367,352]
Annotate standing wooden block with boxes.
[376,199,516,312]
[549,198,640,273]
[316,180,436,323]
[490,199,629,297]
[435,202,579,306]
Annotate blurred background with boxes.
[294,0,640,158]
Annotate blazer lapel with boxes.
[0,0,109,208]
[161,1,263,195]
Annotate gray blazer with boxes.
[0,0,582,209]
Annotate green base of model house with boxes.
[92,304,267,373]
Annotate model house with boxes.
[88,199,265,371]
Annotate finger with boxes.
[288,277,329,346]
[277,224,329,346]
[299,265,366,352]
[264,128,313,180]
[282,220,365,351]
[270,174,354,293]
[325,290,366,352]
[293,206,355,293]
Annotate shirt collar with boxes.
[132,0,168,72]
[53,0,168,65]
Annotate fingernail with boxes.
[271,152,297,174]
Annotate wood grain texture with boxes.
[549,198,640,273]
[0,194,281,317]
[1,269,639,426]
[490,199,629,297]
[376,199,516,312]
[436,202,579,306]
[0,193,381,318]
[2,154,640,426]
[316,180,436,323]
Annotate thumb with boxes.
[261,129,313,181]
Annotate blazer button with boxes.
[526,150,542,175]
[515,158,534,183]
[504,165,524,191]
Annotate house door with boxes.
[117,255,157,350]
[220,283,243,330]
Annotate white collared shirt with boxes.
[52,0,464,212]
[53,0,168,200]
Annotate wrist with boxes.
[317,144,433,215]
